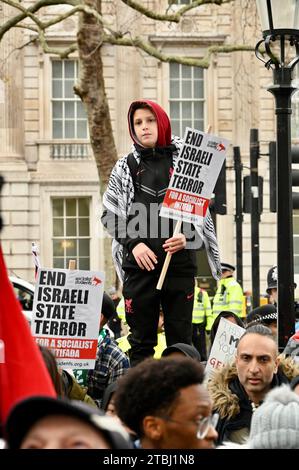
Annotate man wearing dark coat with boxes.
[208,324,299,445]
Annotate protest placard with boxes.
[205,317,245,379]
[160,127,229,225]
[31,268,105,369]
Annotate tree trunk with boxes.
[77,0,118,288]
[76,0,118,190]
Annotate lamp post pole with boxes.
[233,146,243,287]
[255,0,299,350]
[250,129,260,309]
[268,69,296,349]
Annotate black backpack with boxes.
[126,153,139,190]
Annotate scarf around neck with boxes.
[102,135,221,283]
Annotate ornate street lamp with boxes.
[255,0,299,350]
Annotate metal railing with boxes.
[50,143,90,159]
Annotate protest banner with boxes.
[157,127,229,290]
[31,268,105,369]
[205,317,245,379]
[160,127,229,225]
[0,247,56,423]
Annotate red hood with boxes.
[128,99,172,147]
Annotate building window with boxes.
[52,198,90,270]
[52,60,88,139]
[169,63,204,137]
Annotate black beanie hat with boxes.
[5,396,133,449]
[162,343,201,361]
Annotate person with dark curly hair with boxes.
[114,357,218,449]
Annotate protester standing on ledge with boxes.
[102,99,221,366]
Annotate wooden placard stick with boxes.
[156,219,182,290]
[156,125,212,291]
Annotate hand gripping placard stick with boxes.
[156,219,182,290]
[156,126,212,291]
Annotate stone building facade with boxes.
[1,0,298,296]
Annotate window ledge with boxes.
[149,34,227,46]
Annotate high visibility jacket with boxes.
[117,332,167,359]
[116,297,126,323]
[192,287,213,331]
[212,277,244,319]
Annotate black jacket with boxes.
[103,144,197,277]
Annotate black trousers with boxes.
[123,271,194,367]
[192,322,207,362]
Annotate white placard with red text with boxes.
[205,317,245,379]
[160,128,229,225]
[31,268,105,369]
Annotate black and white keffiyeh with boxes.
[102,136,221,283]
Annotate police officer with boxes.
[266,265,298,324]
[192,281,212,361]
[266,266,278,304]
[266,265,298,305]
[116,296,125,321]
[212,262,244,319]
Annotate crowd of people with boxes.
[3,308,299,449]
[2,99,299,451]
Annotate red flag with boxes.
[0,245,56,424]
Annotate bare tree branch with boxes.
[36,5,84,29]
[0,0,120,58]
[121,0,234,23]
[0,0,78,41]
[0,0,254,65]
[1,0,117,43]
[39,29,78,57]
[5,22,77,59]
[0,36,38,76]
[104,34,254,68]
[15,23,39,33]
